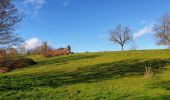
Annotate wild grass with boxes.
[1,49,170,100]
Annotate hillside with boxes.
[1,49,170,100]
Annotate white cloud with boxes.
[24,38,41,50]
[62,0,71,7]
[23,0,45,9]
[133,25,153,38]
[22,0,45,16]
[140,19,153,25]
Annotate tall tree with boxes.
[41,41,49,54]
[109,25,132,51]
[32,41,53,55]
[153,13,170,46]
[0,0,23,50]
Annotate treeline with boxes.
[0,41,72,57]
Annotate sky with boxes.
[14,0,170,52]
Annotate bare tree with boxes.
[40,41,49,54]
[109,25,133,51]
[32,41,53,55]
[0,0,23,67]
[153,13,170,46]
[18,44,26,54]
[0,0,23,51]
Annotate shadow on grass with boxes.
[141,95,170,100]
[148,80,170,91]
[37,54,100,66]
[0,58,170,92]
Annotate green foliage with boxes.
[1,49,170,99]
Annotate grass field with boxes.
[1,49,170,100]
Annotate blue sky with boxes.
[15,0,170,52]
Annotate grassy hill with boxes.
[1,49,170,100]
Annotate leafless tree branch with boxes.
[109,24,132,51]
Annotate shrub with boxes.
[9,58,37,70]
[44,48,70,58]
[144,65,153,78]
[0,58,36,73]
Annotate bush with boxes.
[0,58,36,73]
[9,58,37,70]
[0,67,9,73]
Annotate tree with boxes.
[32,41,53,55]
[40,41,49,54]
[109,25,133,51]
[153,13,170,46]
[0,0,23,51]
[0,0,23,67]
[6,47,18,56]
[18,43,26,54]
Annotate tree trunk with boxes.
[121,45,124,51]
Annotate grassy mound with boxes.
[0,49,170,99]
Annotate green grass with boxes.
[1,49,170,100]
